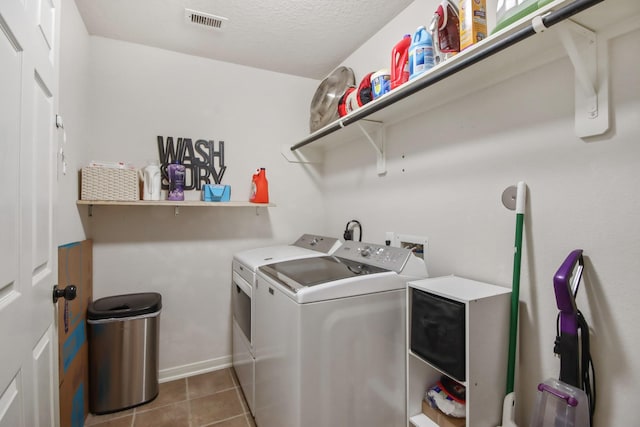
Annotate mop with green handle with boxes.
[498,181,527,427]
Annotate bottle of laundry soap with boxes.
[167,160,185,201]
[142,162,161,200]
[430,0,460,65]
[249,168,269,203]
[391,34,411,89]
[409,26,434,80]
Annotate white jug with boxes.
[142,164,161,200]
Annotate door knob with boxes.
[53,285,77,303]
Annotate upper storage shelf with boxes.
[284,0,639,174]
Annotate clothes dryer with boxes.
[231,234,341,414]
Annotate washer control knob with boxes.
[360,246,373,258]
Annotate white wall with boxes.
[82,37,325,378]
[326,2,640,426]
[57,0,90,244]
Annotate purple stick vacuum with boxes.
[553,249,584,388]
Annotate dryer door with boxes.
[232,272,252,344]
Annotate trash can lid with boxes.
[88,292,162,320]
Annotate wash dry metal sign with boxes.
[157,136,226,190]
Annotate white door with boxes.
[0,0,61,425]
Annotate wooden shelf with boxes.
[77,200,275,216]
[76,200,275,207]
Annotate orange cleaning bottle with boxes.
[249,168,269,203]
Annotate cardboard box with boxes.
[422,400,466,427]
[58,240,93,380]
[58,240,93,427]
[59,343,89,427]
[459,0,487,50]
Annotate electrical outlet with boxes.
[391,233,428,260]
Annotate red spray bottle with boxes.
[390,34,411,90]
[249,168,269,203]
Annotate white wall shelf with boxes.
[283,0,638,174]
[407,276,511,427]
[76,200,275,216]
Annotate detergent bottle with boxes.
[142,162,161,200]
[167,160,185,201]
[408,26,434,80]
[430,0,460,65]
[249,168,269,203]
[390,34,411,90]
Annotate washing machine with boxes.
[254,241,428,427]
[231,234,341,415]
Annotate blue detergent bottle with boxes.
[409,26,434,79]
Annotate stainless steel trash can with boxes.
[88,292,162,414]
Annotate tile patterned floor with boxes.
[84,368,256,427]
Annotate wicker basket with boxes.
[81,167,139,201]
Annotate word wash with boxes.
[157,136,226,190]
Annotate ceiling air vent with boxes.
[185,8,228,30]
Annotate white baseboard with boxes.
[159,355,233,383]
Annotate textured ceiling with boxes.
[73,0,415,80]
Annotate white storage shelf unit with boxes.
[407,276,511,427]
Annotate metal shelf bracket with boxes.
[356,120,386,175]
[282,119,386,175]
[281,142,323,164]
[556,19,609,138]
